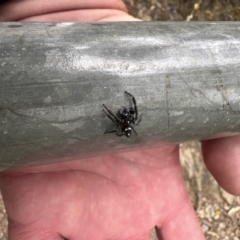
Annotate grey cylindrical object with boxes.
[1,22,240,169]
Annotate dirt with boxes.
[0,1,240,239]
[124,0,240,21]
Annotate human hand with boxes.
[0,0,139,21]
[1,135,240,240]
[1,1,240,240]
[0,144,207,240]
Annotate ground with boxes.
[1,1,240,239]
[124,0,240,21]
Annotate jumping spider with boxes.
[103,91,142,138]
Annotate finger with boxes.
[20,9,140,22]
[0,0,127,21]
[202,134,240,195]
[159,199,206,240]
[141,145,206,240]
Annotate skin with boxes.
[0,1,240,239]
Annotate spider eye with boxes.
[130,108,135,114]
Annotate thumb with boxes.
[202,135,240,195]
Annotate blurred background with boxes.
[0,1,240,239]
[124,0,240,21]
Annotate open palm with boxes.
[0,145,205,240]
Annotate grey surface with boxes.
[1,22,240,169]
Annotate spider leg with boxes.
[116,133,124,137]
[103,109,116,123]
[134,114,143,125]
[104,124,121,134]
[104,129,117,134]
[125,91,138,121]
[103,104,120,123]
[113,124,124,137]
[131,126,138,136]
